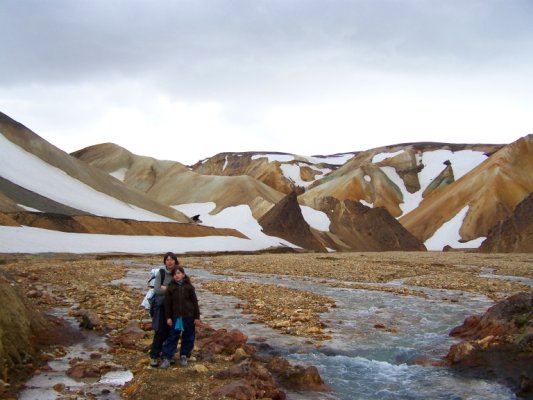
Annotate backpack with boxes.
[140,268,165,313]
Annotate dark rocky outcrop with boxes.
[258,191,327,252]
[315,197,426,251]
[480,192,533,253]
[445,292,533,398]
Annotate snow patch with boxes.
[222,156,228,171]
[359,200,373,208]
[302,154,354,165]
[300,206,331,231]
[109,168,127,182]
[0,134,174,222]
[372,150,404,163]
[174,203,299,248]
[0,225,295,253]
[379,149,488,216]
[424,206,485,250]
[18,204,42,212]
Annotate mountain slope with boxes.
[258,191,327,252]
[191,151,353,194]
[300,143,501,218]
[0,112,190,223]
[73,144,287,220]
[479,192,533,253]
[399,135,533,248]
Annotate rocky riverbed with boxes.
[0,251,531,399]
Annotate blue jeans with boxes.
[149,304,170,359]
[161,317,196,360]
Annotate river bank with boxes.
[0,251,531,399]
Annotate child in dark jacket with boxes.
[159,266,201,369]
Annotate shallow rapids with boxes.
[120,261,519,400]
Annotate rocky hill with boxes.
[400,135,533,247]
[1,110,532,253]
[0,112,190,223]
[479,192,533,253]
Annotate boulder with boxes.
[445,292,533,397]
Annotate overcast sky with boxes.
[1,0,532,165]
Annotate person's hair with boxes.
[163,251,179,265]
[171,266,191,284]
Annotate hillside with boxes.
[1,110,532,253]
[400,135,533,248]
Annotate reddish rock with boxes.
[74,310,102,330]
[447,342,475,364]
[67,361,100,379]
[197,328,248,359]
[445,292,533,397]
[109,320,146,349]
[212,379,257,400]
[266,356,329,392]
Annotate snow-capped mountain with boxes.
[1,110,532,253]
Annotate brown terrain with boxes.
[480,192,533,253]
[0,112,191,223]
[0,251,531,399]
[2,111,533,253]
[0,211,248,238]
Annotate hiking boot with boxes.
[150,358,159,368]
[160,358,171,369]
[179,355,188,367]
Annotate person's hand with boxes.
[161,285,167,290]
[167,318,172,326]
[194,319,201,327]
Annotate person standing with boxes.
[159,266,201,369]
[149,252,178,367]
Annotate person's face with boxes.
[165,256,176,270]
[173,269,185,282]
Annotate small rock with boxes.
[52,383,66,392]
[193,364,209,373]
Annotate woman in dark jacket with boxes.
[149,252,177,368]
[159,266,201,369]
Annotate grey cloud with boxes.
[1,0,532,95]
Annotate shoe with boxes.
[160,358,171,369]
[150,358,159,368]
[179,355,188,367]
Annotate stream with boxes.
[121,261,524,400]
[19,260,527,399]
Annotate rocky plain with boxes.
[0,250,532,399]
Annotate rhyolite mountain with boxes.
[1,110,532,253]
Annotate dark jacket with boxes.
[164,279,200,320]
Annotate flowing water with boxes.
[21,260,525,399]
[18,295,133,400]
[120,261,527,400]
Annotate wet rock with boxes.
[212,379,257,399]
[445,292,533,397]
[52,382,65,392]
[76,310,102,330]
[266,356,328,392]
[231,347,249,363]
[197,328,248,359]
[213,360,286,400]
[109,320,146,349]
[67,361,101,379]
[447,342,475,363]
